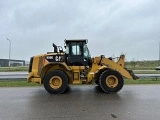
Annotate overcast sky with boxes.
[0,0,160,61]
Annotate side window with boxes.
[83,44,90,58]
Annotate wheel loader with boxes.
[27,39,138,94]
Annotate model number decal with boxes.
[46,56,53,59]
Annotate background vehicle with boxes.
[27,39,137,94]
[155,66,160,70]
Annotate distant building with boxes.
[0,59,25,67]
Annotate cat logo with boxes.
[55,56,59,61]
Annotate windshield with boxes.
[65,42,91,58]
[71,42,81,55]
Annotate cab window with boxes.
[71,42,81,55]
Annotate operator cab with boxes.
[64,39,91,66]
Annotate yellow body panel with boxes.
[27,54,135,85]
[27,54,44,83]
[70,66,85,84]
[87,55,133,83]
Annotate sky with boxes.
[0,0,160,61]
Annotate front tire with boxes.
[43,70,68,94]
[99,69,124,93]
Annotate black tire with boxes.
[99,69,124,93]
[43,70,68,94]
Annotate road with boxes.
[0,85,160,120]
[0,72,27,79]
[0,72,160,80]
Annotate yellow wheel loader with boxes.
[27,39,138,94]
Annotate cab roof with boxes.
[64,39,88,44]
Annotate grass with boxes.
[0,80,41,87]
[124,79,160,84]
[125,60,159,70]
[133,70,160,74]
[0,66,28,72]
[0,79,160,87]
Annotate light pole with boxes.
[159,42,160,66]
[6,38,11,71]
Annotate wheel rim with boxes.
[105,75,118,88]
[49,76,62,89]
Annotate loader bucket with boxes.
[126,69,139,80]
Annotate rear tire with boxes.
[43,70,68,94]
[99,69,124,93]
